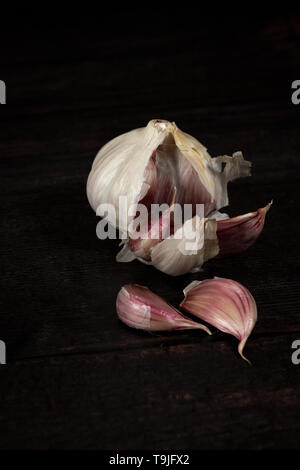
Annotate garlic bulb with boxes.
[117,283,211,333]
[180,277,257,363]
[87,119,255,275]
[87,120,251,227]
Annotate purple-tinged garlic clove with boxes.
[216,202,272,258]
[180,277,257,363]
[116,284,211,334]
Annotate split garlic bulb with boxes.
[86,119,270,276]
[87,119,251,225]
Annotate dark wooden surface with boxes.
[0,12,300,449]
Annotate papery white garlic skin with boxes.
[116,284,211,334]
[180,277,257,363]
[216,202,272,258]
[117,213,219,276]
[148,216,219,276]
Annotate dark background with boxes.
[0,10,300,449]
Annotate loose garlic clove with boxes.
[180,277,257,363]
[116,284,211,334]
[216,202,272,258]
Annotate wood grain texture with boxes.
[0,12,299,449]
[0,335,299,449]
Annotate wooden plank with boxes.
[1,14,299,69]
[0,100,299,162]
[1,59,297,117]
[0,16,299,117]
[0,334,299,449]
